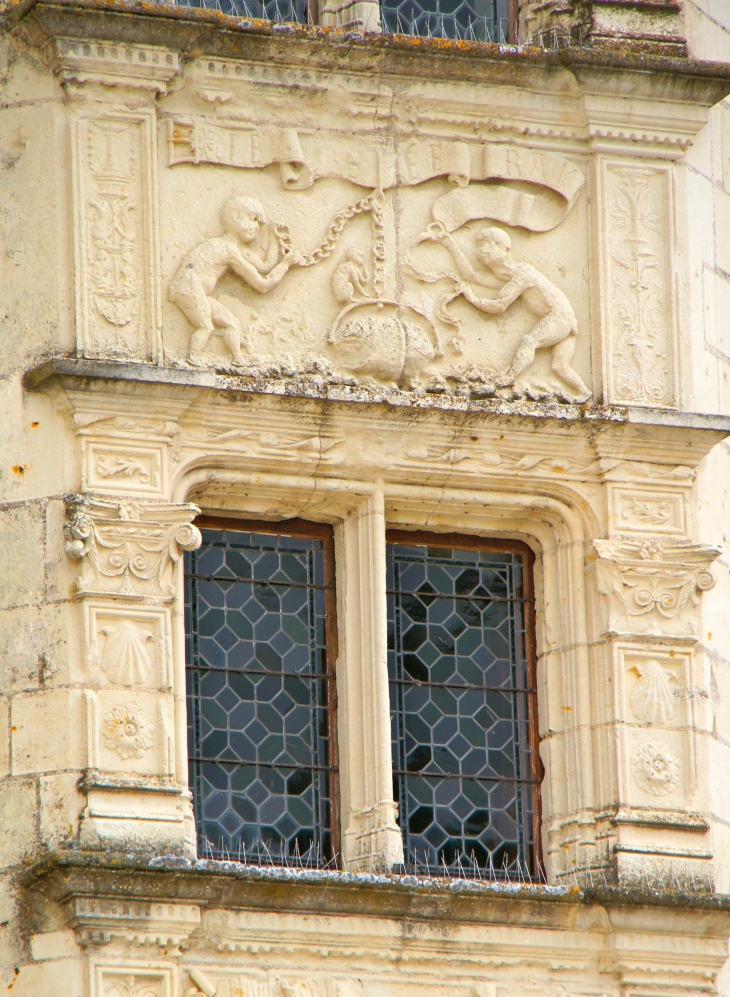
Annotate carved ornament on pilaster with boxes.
[64,495,202,601]
[54,37,181,93]
[593,539,719,637]
[67,896,200,947]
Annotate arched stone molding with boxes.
[27,363,727,885]
[171,454,597,879]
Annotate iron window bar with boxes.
[393,770,540,784]
[190,757,338,772]
[186,666,335,679]
[385,589,533,603]
[187,572,334,591]
[389,677,536,693]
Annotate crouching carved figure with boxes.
[169,195,300,366]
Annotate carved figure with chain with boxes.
[170,192,385,366]
[429,223,591,401]
[169,196,301,366]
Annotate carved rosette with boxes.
[103,703,155,759]
[64,495,201,600]
[631,740,681,796]
[593,539,719,637]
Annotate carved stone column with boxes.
[336,490,404,872]
[64,494,201,854]
[319,0,381,32]
[517,0,686,57]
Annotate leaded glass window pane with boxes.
[185,523,336,865]
[387,536,538,877]
[381,0,510,43]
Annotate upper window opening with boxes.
[386,531,540,878]
[173,0,512,44]
[185,518,337,866]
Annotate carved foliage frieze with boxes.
[602,163,676,408]
[593,539,718,636]
[64,496,201,600]
[72,110,161,361]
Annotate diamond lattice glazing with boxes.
[381,0,509,41]
[387,541,537,876]
[186,527,333,864]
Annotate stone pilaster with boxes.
[517,0,686,57]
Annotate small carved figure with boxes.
[169,196,301,366]
[331,248,370,304]
[431,223,591,401]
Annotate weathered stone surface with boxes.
[2,0,730,992]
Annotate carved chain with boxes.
[274,191,385,295]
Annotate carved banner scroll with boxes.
[410,144,585,231]
[168,120,584,231]
[168,119,387,189]
[72,110,162,361]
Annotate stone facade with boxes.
[3,0,730,994]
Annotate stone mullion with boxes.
[336,489,404,872]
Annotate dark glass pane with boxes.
[381,0,509,42]
[388,540,536,877]
[174,0,309,25]
[186,527,333,865]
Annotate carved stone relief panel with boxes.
[162,104,592,404]
[72,109,162,362]
[85,604,172,688]
[608,485,688,537]
[85,441,166,496]
[618,645,705,806]
[92,964,175,997]
[600,161,677,409]
[72,410,183,497]
[181,973,497,997]
[85,688,174,777]
[84,689,175,777]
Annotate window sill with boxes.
[22,851,730,925]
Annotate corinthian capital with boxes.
[64,495,201,601]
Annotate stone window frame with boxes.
[172,468,569,873]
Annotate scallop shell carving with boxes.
[630,658,675,724]
[100,621,154,686]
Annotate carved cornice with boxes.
[20,853,730,989]
[23,850,730,920]
[26,358,730,435]
[54,36,182,93]
[66,895,201,947]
